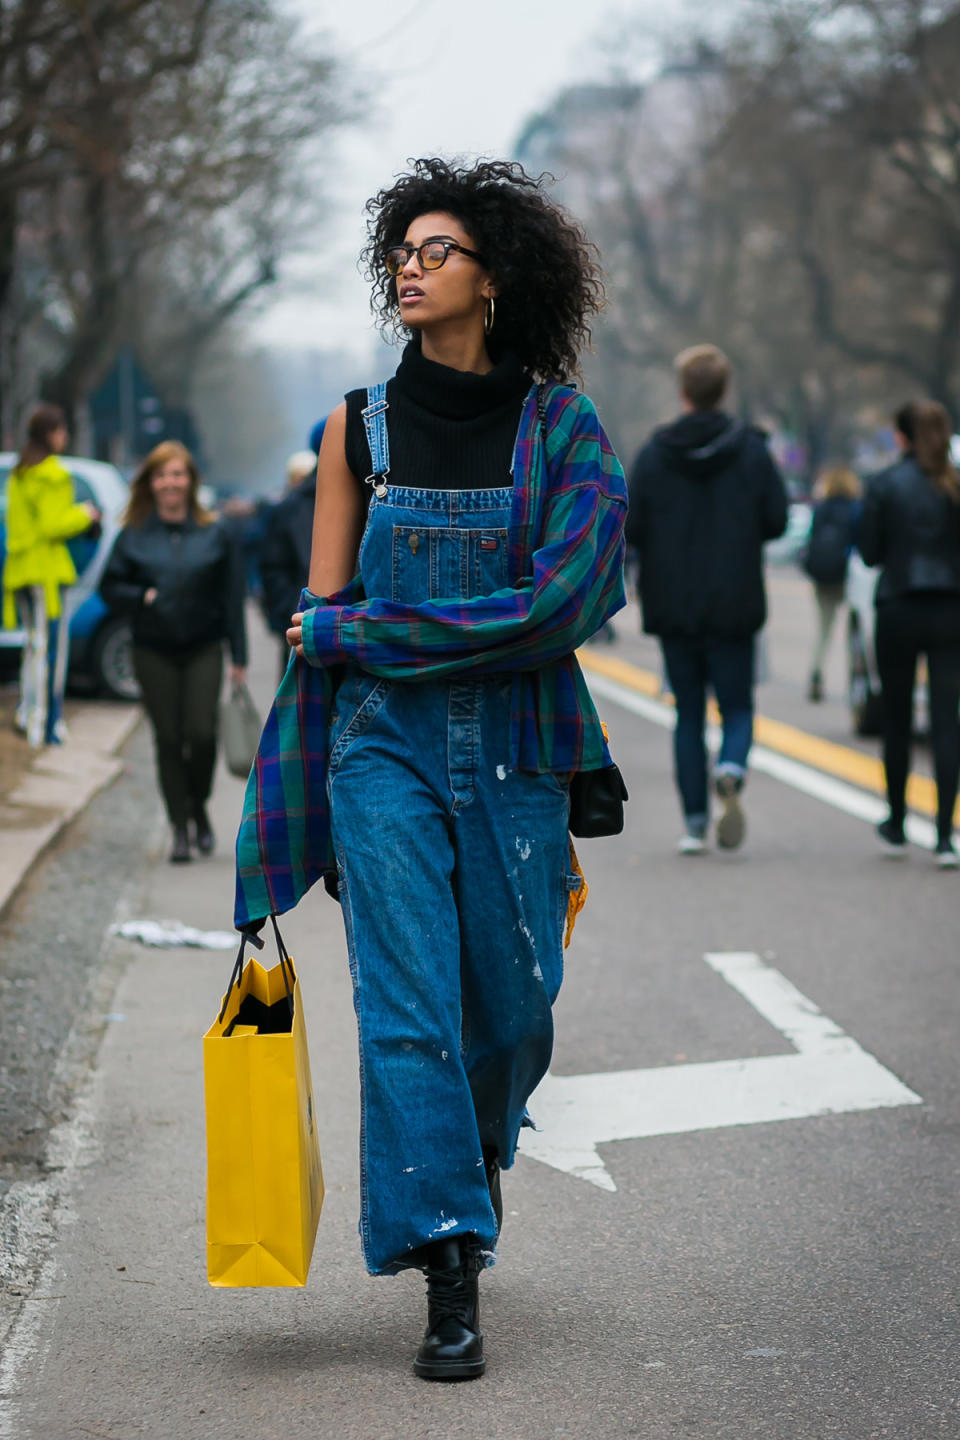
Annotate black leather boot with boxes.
[414,1237,485,1381]
[169,825,192,863]
[482,1146,502,1235]
[193,805,215,855]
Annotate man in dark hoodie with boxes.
[260,430,324,676]
[626,345,788,854]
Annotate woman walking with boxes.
[859,401,960,867]
[285,159,626,1378]
[2,404,100,747]
[803,464,861,702]
[100,442,247,862]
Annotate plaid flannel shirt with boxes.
[235,382,626,930]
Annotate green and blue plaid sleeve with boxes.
[300,393,626,681]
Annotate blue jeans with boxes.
[660,635,755,831]
[16,586,68,747]
[328,485,573,1275]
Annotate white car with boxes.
[765,501,813,566]
[846,551,932,737]
[845,551,883,735]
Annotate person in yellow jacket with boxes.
[2,404,100,746]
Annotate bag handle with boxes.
[230,679,260,720]
[536,381,562,479]
[536,381,548,439]
[218,928,264,1023]
[218,917,295,1023]
[269,913,296,1017]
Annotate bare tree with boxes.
[0,0,352,442]
[723,0,960,418]
[514,0,960,473]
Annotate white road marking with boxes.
[584,671,939,849]
[519,952,922,1191]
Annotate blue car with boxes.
[0,453,140,700]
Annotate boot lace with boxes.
[425,1273,473,1327]
[423,1244,481,1331]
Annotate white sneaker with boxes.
[936,843,959,870]
[715,774,746,850]
[677,833,706,856]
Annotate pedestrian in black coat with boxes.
[625,344,788,855]
[260,449,319,669]
[802,465,861,702]
[859,399,960,867]
[100,441,247,863]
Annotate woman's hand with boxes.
[143,587,158,606]
[286,612,304,657]
[229,664,247,689]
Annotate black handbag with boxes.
[568,763,629,838]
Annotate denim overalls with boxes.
[327,389,573,1275]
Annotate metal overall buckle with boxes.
[364,471,389,499]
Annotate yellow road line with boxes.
[578,648,952,823]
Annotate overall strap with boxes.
[361,383,390,498]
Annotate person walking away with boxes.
[260,447,320,677]
[1,404,101,747]
[859,400,960,868]
[99,441,247,862]
[220,493,270,602]
[625,345,788,855]
[307,417,327,459]
[803,465,861,701]
[282,158,625,1378]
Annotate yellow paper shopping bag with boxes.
[204,921,324,1286]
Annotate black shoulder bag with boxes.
[569,755,629,838]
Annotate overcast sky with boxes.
[254,0,728,360]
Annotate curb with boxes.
[0,704,142,918]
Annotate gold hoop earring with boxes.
[484,296,495,336]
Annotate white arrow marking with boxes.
[519,952,922,1191]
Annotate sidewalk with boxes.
[0,700,141,916]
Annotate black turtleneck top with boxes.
[344,342,531,495]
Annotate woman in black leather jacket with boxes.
[859,400,960,867]
[100,442,247,862]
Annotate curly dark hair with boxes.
[361,157,604,381]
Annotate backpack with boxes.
[803,501,852,585]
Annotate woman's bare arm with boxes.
[307,402,365,597]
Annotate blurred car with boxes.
[0,453,139,700]
[846,551,883,735]
[846,551,930,738]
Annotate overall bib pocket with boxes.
[390,525,510,602]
